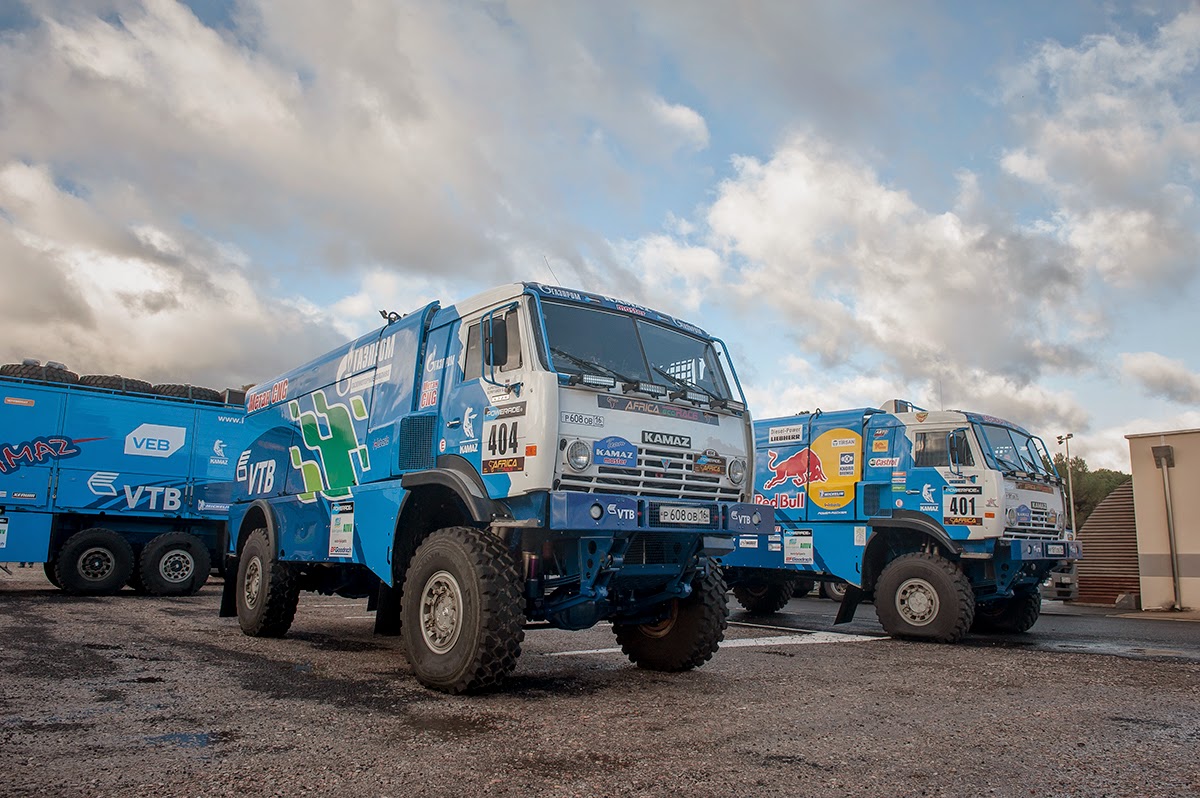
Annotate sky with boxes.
[1,0,1198,471]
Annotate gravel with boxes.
[2,566,1198,798]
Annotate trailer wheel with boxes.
[43,560,62,589]
[732,575,794,614]
[400,526,525,694]
[821,579,849,601]
[54,528,134,595]
[792,578,815,598]
[972,591,1042,634]
[140,532,211,596]
[614,567,728,671]
[235,528,299,637]
[874,551,974,643]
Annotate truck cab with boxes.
[721,400,1081,642]
[222,283,768,692]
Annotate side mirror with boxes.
[485,315,508,368]
[947,428,968,476]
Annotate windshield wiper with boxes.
[653,366,725,407]
[551,347,640,389]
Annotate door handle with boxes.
[447,418,461,428]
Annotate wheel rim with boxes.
[830,583,847,599]
[159,549,196,583]
[243,556,263,610]
[420,570,464,654]
[639,600,679,639]
[895,577,940,626]
[78,547,115,582]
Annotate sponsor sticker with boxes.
[819,489,846,498]
[768,543,782,552]
[767,424,806,444]
[4,397,34,407]
[738,535,759,549]
[872,439,889,452]
[831,438,856,448]
[0,517,7,548]
[869,457,900,468]
[419,380,438,409]
[838,452,855,477]
[693,450,726,476]
[597,394,719,426]
[12,492,35,500]
[754,492,805,509]
[944,517,982,526]
[482,456,525,474]
[854,526,867,546]
[1016,481,1054,494]
[486,402,527,420]
[784,530,814,565]
[873,429,889,438]
[125,424,187,459]
[329,501,355,557]
[594,436,637,468]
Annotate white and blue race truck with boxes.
[0,360,249,595]
[220,283,768,693]
[719,401,1081,642]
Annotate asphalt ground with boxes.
[2,566,1198,798]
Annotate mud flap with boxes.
[373,579,402,636]
[834,585,865,625]
[219,564,238,618]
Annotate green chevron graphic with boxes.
[288,390,369,503]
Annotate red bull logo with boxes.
[762,448,827,490]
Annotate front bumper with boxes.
[1004,538,1083,562]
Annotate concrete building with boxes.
[1125,428,1200,611]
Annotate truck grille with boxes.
[622,533,690,565]
[558,446,741,501]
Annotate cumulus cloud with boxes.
[1121,352,1200,404]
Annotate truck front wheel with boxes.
[235,528,299,637]
[614,568,728,671]
[972,591,1042,634]
[55,528,134,595]
[140,532,211,596]
[400,526,525,694]
[874,552,974,643]
[732,575,795,614]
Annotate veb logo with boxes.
[124,424,187,458]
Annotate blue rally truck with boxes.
[0,361,250,595]
[719,401,1082,642]
[220,283,769,693]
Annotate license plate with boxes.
[1046,543,1066,557]
[658,506,711,525]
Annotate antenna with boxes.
[542,254,560,284]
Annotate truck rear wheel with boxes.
[43,560,62,589]
[972,591,1042,634]
[874,552,974,643]
[400,526,525,694]
[614,567,728,671]
[235,528,299,637]
[54,528,134,595]
[140,532,211,596]
[732,575,795,614]
[821,579,848,601]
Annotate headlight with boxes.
[1006,508,1017,525]
[566,440,591,471]
[728,457,747,485]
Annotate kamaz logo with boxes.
[642,431,691,448]
[124,424,186,458]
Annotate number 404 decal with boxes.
[487,421,519,457]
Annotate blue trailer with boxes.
[0,361,250,596]
[719,401,1082,642]
[221,283,770,693]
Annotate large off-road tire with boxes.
[139,532,211,596]
[400,526,525,694]
[152,383,223,403]
[874,552,974,643]
[972,591,1042,634]
[732,575,795,615]
[793,578,816,598]
[235,528,300,637]
[54,528,134,595]
[614,567,728,671]
[79,374,154,395]
[0,362,79,385]
[821,579,849,602]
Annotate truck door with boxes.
[0,384,65,512]
[908,427,985,534]
[441,302,536,499]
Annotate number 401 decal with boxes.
[948,496,976,515]
[487,421,519,456]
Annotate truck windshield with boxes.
[540,301,733,400]
[976,424,1052,476]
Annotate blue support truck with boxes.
[719,400,1082,642]
[0,360,250,596]
[220,283,769,693]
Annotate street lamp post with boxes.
[1056,433,1077,534]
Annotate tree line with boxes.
[1052,453,1130,531]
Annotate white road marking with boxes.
[547,630,885,657]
